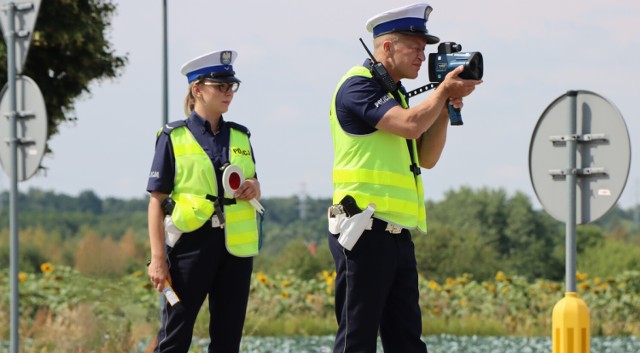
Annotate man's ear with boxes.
[383,40,393,56]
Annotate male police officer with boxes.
[327,3,482,353]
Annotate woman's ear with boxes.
[191,83,201,98]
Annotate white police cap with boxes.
[365,3,440,44]
[180,50,241,84]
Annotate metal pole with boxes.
[634,178,639,226]
[566,90,577,293]
[6,2,20,352]
[159,0,168,320]
[162,0,168,125]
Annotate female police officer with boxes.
[146,49,261,353]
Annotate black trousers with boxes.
[328,223,428,353]
[154,225,253,353]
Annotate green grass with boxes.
[245,315,337,336]
[423,316,510,336]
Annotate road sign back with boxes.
[0,75,48,181]
[529,90,631,224]
[0,0,42,73]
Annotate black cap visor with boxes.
[398,31,440,44]
[199,71,241,83]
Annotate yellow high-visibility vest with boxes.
[166,124,260,256]
[329,66,427,233]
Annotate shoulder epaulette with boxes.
[226,121,251,137]
[159,120,187,136]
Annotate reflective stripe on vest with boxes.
[168,127,216,231]
[330,66,427,233]
[167,126,260,256]
[223,129,259,257]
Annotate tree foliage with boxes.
[0,0,127,147]
[0,187,638,280]
[414,223,502,282]
[579,237,640,278]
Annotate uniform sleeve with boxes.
[146,132,175,194]
[335,76,399,135]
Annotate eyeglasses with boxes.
[201,81,240,93]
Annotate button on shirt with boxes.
[146,112,257,195]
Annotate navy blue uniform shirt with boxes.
[146,112,257,195]
[335,59,408,134]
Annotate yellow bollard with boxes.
[552,292,590,353]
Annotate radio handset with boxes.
[359,38,397,93]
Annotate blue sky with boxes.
[2,0,639,211]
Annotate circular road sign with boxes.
[529,90,631,224]
[0,75,48,181]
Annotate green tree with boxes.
[424,187,567,280]
[429,187,510,255]
[0,0,127,146]
[576,224,605,253]
[4,186,640,281]
[578,238,640,278]
[264,238,333,280]
[78,190,103,214]
[414,223,501,282]
[503,192,563,280]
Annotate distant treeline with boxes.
[0,187,638,281]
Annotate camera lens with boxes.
[461,52,483,80]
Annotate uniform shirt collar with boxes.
[188,111,225,135]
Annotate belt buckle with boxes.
[385,223,403,234]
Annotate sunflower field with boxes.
[1,265,639,352]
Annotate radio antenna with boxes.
[359,38,377,63]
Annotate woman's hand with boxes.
[148,256,170,292]
[234,178,261,201]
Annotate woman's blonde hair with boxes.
[183,82,198,117]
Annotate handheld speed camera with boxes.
[427,42,483,125]
[428,42,483,83]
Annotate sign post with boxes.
[529,90,631,353]
[0,2,43,353]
